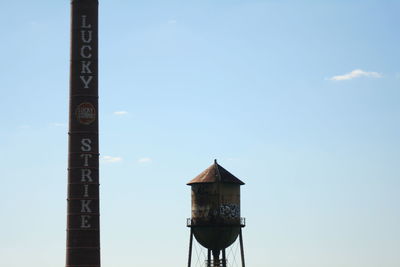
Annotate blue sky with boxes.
[0,1,399,267]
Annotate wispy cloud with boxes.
[102,156,122,163]
[138,157,152,164]
[114,111,128,115]
[329,69,382,81]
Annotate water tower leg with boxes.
[222,249,227,267]
[187,229,193,267]
[212,250,220,267]
[207,249,211,267]
[239,228,245,267]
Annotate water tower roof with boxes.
[187,160,245,185]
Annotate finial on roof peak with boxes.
[214,159,217,164]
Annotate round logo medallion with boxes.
[75,102,96,125]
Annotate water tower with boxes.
[187,160,245,267]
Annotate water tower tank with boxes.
[187,160,245,267]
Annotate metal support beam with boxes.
[187,229,193,267]
[212,250,220,267]
[239,228,245,267]
[222,249,227,267]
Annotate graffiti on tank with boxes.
[220,204,240,218]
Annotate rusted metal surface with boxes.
[67,1,100,266]
[190,183,241,226]
[187,160,245,253]
[187,160,245,185]
[187,161,246,266]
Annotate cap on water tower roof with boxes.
[187,159,245,185]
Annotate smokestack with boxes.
[66,0,100,266]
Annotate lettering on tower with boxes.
[79,137,93,228]
[80,15,93,88]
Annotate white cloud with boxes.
[138,157,152,163]
[114,111,128,115]
[19,124,30,129]
[329,69,382,81]
[102,156,122,163]
[168,19,177,24]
